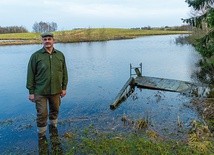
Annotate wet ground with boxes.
[0,88,207,154]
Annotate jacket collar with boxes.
[41,47,57,54]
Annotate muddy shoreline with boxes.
[191,98,214,132]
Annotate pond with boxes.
[0,34,202,153]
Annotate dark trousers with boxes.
[35,94,61,133]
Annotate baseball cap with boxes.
[41,32,54,38]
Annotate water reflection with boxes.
[193,61,214,97]
[38,136,48,155]
[38,125,63,155]
[190,59,214,132]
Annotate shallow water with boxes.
[0,35,202,153]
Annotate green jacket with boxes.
[26,48,68,95]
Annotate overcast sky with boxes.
[0,0,191,31]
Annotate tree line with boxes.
[0,21,58,34]
[0,26,28,34]
[32,21,57,33]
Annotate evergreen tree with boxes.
[184,0,214,58]
[184,0,214,86]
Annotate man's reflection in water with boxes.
[38,125,63,155]
[49,125,63,154]
[38,135,48,155]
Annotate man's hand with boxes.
[61,90,66,98]
[28,94,35,102]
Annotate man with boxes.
[26,32,68,139]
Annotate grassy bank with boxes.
[0,28,191,46]
[62,125,214,155]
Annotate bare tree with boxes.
[50,22,57,31]
[32,21,58,32]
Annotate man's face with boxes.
[42,36,54,48]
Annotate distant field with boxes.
[0,28,191,45]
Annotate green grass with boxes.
[55,28,191,43]
[63,126,214,155]
[0,28,191,45]
[0,32,40,40]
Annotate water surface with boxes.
[0,35,202,153]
